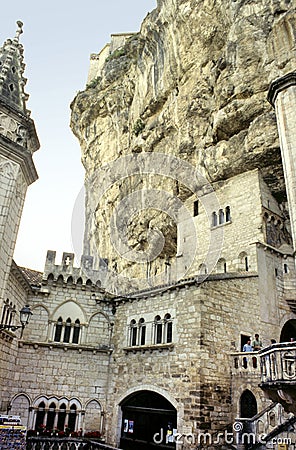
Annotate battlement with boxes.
[87,32,135,85]
[43,250,108,288]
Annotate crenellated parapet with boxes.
[43,250,108,289]
[87,32,135,85]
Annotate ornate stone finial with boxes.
[14,21,23,42]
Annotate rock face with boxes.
[70,0,296,286]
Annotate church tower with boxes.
[0,21,39,307]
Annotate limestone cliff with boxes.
[70,0,296,289]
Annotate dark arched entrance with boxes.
[240,390,257,418]
[280,319,296,342]
[120,390,177,450]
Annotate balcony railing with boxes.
[259,342,296,384]
[231,351,260,375]
[27,437,121,450]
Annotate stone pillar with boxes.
[268,72,296,250]
[53,411,59,430]
[43,411,48,427]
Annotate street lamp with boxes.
[0,304,32,337]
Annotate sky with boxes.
[1,1,156,271]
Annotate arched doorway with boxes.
[240,390,257,418]
[280,319,296,342]
[120,390,177,450]
[10,394,30,428]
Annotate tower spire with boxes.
[0,20,29,114]
[14,20,23,43]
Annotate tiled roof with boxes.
[18,266,43,286]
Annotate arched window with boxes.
[225,206,231,222]
[1,300,15,327]
[238,252,249,272]
[198,263,208,275]
[47,402,56,431]
[68,404,77,431]
[1,299,9,324]
[212,212,217,227]
[1,301,15,327]
[218,209,224,225]
[57,275,64,284]
[35,402,46,430]
[72,319,80,344]
[164,313,173,343]
[245,256,249,271]
[217,258,227,274]
[63,318,72,343]
[154,315,162,344]
[130,319,137,346]
[4,303,10,325]
[8,302,15,326]
[139,318,146,346]
[240,390,257,418]
[57,403,67,431]
[54,317,63,342]
[284,263,289,274]
[9,303,15,326]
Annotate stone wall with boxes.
[0,266,29,413]
[105,272,285,447]
[0,161,27,308]
[0,261,115,433]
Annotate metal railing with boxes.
[26,437,122,450]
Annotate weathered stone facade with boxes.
[1,3,296,450]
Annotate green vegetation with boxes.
[133,118,145,136]
[105,47,126,62]
[86,76,101,90]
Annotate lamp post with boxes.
[0,305,32,337]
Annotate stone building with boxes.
[1,1,296,449]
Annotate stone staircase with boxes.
[235,402,296,450]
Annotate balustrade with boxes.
[259,342,296,383]
[231,351,260,374]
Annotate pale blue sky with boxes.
[0,1,156,271]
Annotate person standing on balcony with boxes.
[242,338,253,369]
[243,338,253,352]
[252,334,262,351]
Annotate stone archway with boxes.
[10,394,30,428]
[280,319,296,342]
[85,400,102,433]
[240,389,257,418]
[119,390,177,450]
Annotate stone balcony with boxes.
[259,342,296,414]
[231,351,261,376]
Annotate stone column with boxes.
[268,72,296,250]
[43,411,48,427]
